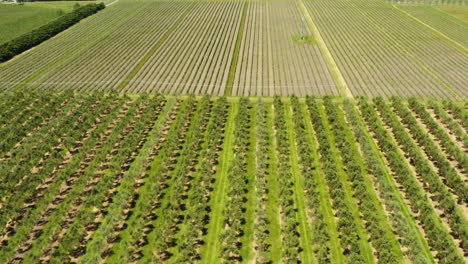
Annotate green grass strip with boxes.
[335,102,405,262]
[264,102,282,262]
[284,100,315,264]
[296,0,353,98]
[317,101,376,263]
[349,101,435,262]
[224,1,248,96]
[201,101,238,264]
[392,5,467,55]
[300,102,344,263]
[116,3,194,91]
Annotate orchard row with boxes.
[0,91,466,263]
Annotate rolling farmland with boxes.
[0,91,466,263]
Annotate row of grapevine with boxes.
[351,0,467,98]
[19,95,166,263]
[136,96,207,262]
[1,0,465,98]
[272,98,303,262]
[379,98,468,246]
[0,94,106,220]
[306,97,373,263]
[428,100,468,148]
[0,91,71,157]
[398,5,468,49]
[77,98,188,263]
[0,94,126,262]
[123,1,243,95]
[36,2,188,92]
[0,2,142,88]
[34,96,144,262]
[407,98,467,190]
[251,99,275,262]
[343,99,434,263]
[0,95,126,247]
[174,97,228,262]
[322,96,403,262]
[442,100,467,129]
[290,96,337,263]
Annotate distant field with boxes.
[0,1,92,44]
[438,5,468,21]
[398,5,468,48]
[0,0,466,98]
[304,0,467,98]
[0,90,466,263]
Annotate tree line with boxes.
[0,3,105,62]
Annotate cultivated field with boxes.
[0,0,467,263]
[0,1,87,44]
[122,0,243,95]
[304,0,467,99]
[230,0,337,96]
[399,5,468,48]
[0,0,466,98]
[0,91,466,263]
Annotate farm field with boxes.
[303,0,467,99]
[0,90,467,263]
[230,0,338,96]
[398,5,468,48]
[0,1,93,44]
[0,0,465,98]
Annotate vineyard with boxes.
[0,0,467,262]
[230,0,337,96]
[0,90,465,263]
[0,0,465,98]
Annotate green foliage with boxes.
[0,91,465,263]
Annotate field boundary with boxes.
[296,0,353,98]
